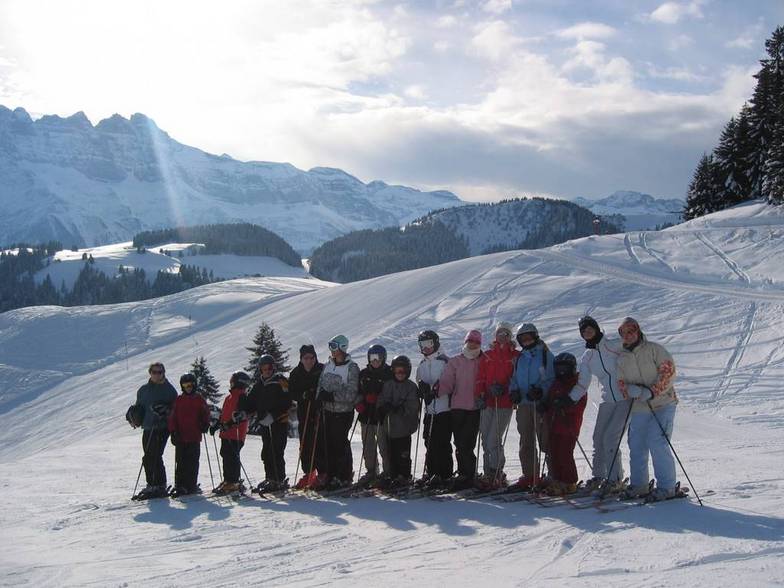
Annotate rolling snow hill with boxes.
[0,200,783,586]
[0,105,462,253]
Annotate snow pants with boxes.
[479,406,513,476]
[323,410,354,481]
[360,422,391,477]
[220,438,244,483]
[451,409,480,479]
[423,412,454,478]
[174,441,200,490]
[549,433,578,485]
[515,404,549,481]
[628,403,677,492]
[592,399,632,481]
[261,422,288,482]
[388,435,412,479]
[142,429,169,487]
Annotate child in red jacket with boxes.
[544,353,587,496]
[168,373,211,496]
[210,371,251,494]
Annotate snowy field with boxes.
[1,201,783,586]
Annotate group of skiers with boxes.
[127,315,679,504]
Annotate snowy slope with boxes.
[36,241,310,289]
[574,190,684,230]
[0,106,462,253]
[1,203,784,586]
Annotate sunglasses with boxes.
[418,339,434,350]
[618,327,638,336]
[182,382,194,388]
[368,354,383,363]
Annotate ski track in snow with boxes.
[638,231,675,273]
[717,302,757,400]
[624,233,641,265]
[695,232,752,284]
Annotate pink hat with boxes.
[464,329,482,345]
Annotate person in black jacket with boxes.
[240,355,292,491]
[289,345,324,489]
[356,344,393,486]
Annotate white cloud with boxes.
[726,21,766,49]
[645,64,705,82]
[562,41,634,84]
[668,34,695,51]
[433,40,452,53]
[556,22,617,40]
[649,1,706,25]
[404,85,427,100]
[436,15,458,28]
[482,0,512,15]
[470,20,521,61]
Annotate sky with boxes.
[0,0,782,202]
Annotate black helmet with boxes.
[230,371,251,389]
[554,352,577,378]
[578,315,600,334]
[180,373,197,386]
[367,344,387,364]
[259,355,276,368]
[125,404,144,428]
[390,355,412,378]
[417,330,440,353]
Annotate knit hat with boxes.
[494,321,514,339]
[299,344,317,360]
[578,315,600,334]
[464,329,482,345]
[618,317,641,335]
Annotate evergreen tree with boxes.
[713,109,754,206]
[246,322,291,383]
[190,356,221,404]
[685,153,723,219]
[763,105,784,204]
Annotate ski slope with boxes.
[0,201,783,586]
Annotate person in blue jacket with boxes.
[508,323,555,489]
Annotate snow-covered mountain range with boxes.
[574,190,685,230]
[0,105,462,253]
[1,201,783,585]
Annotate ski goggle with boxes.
[618,325,638,336]
[368,354,383,363]
[418,339,434,350]
[328,341,346,351]
[181,382,194,389]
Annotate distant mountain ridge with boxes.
[573,190,684,230]
[0,105,462,252]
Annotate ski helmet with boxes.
[495,321,514,340]
[125,404,144,428]
[515,323,539,346]
[417,330,440,353]
[299,344,317,360]
[554,352,577,378]
[367,344,387,364]
[180,373,197,387]
[390,355,412,378]
[230,371,251,389]
[578,315,600,334]
[328,334,349,353]
[259,354,276,368]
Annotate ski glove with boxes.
[489,384,505,398]
[365,392,378,405]
[231,410,247,424]
[209,423,220,436]
[417,381,431,399]
[626,385,651,400]
[260,413,274,427]
[318,389,335,402]
[526,386,544,402]
[474,396,486,411]
[509,388,523,405]
[151,403,171,418]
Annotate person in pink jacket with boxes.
[436,329,484,490]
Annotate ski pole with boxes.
[212,433,223,480]
[575,437,593,474]
[423,407,436,479]
[492,396,506,486]
[293,400,312,487]
[203,433,216,492]
[474,416,482,480]
[647,400,703,506]
[356,413,372,483]
[603,399,634,493]
[132,429,156,499]
[412,398,423,479]
[307,407,322,480]
[236,425,255,490]
[533,401,540,485]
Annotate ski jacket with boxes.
[168,392,210,444]
[378,378,420,438]
[477,342,519,409]
[317,355,360,413]
[569,336,623,403]
[437,351,482,411]
[242,373,292,424]
[415,353,450,415]
[288,362,324,403]
[546,375,587,438]
[135,379,178,431]
[219,387,249,442]
[357,364,394,425]
[617,335,678,414]
[509,342,555,405]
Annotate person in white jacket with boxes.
[569,316,631,490]
[415,330,453,486]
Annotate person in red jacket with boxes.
[210,371,251,494]
[475,322,519,489]
[168,373,211,496]
[543,353,587,496]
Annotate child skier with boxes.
[168,373,211,496]
[377,355,420,486]
[210,371,251,494]
[356,344,393,486]
[542,353,587,496]
[289,344,324,489]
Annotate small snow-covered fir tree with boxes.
[190,356,221,404]
[246,322,291,383]
[685,153,723,220]
[763,107,784,204]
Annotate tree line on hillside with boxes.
[685,27,784,219]
[132,223,302,266]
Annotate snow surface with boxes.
[36,241,310,289]
[1,202,784,586]
[574,190,685,230]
